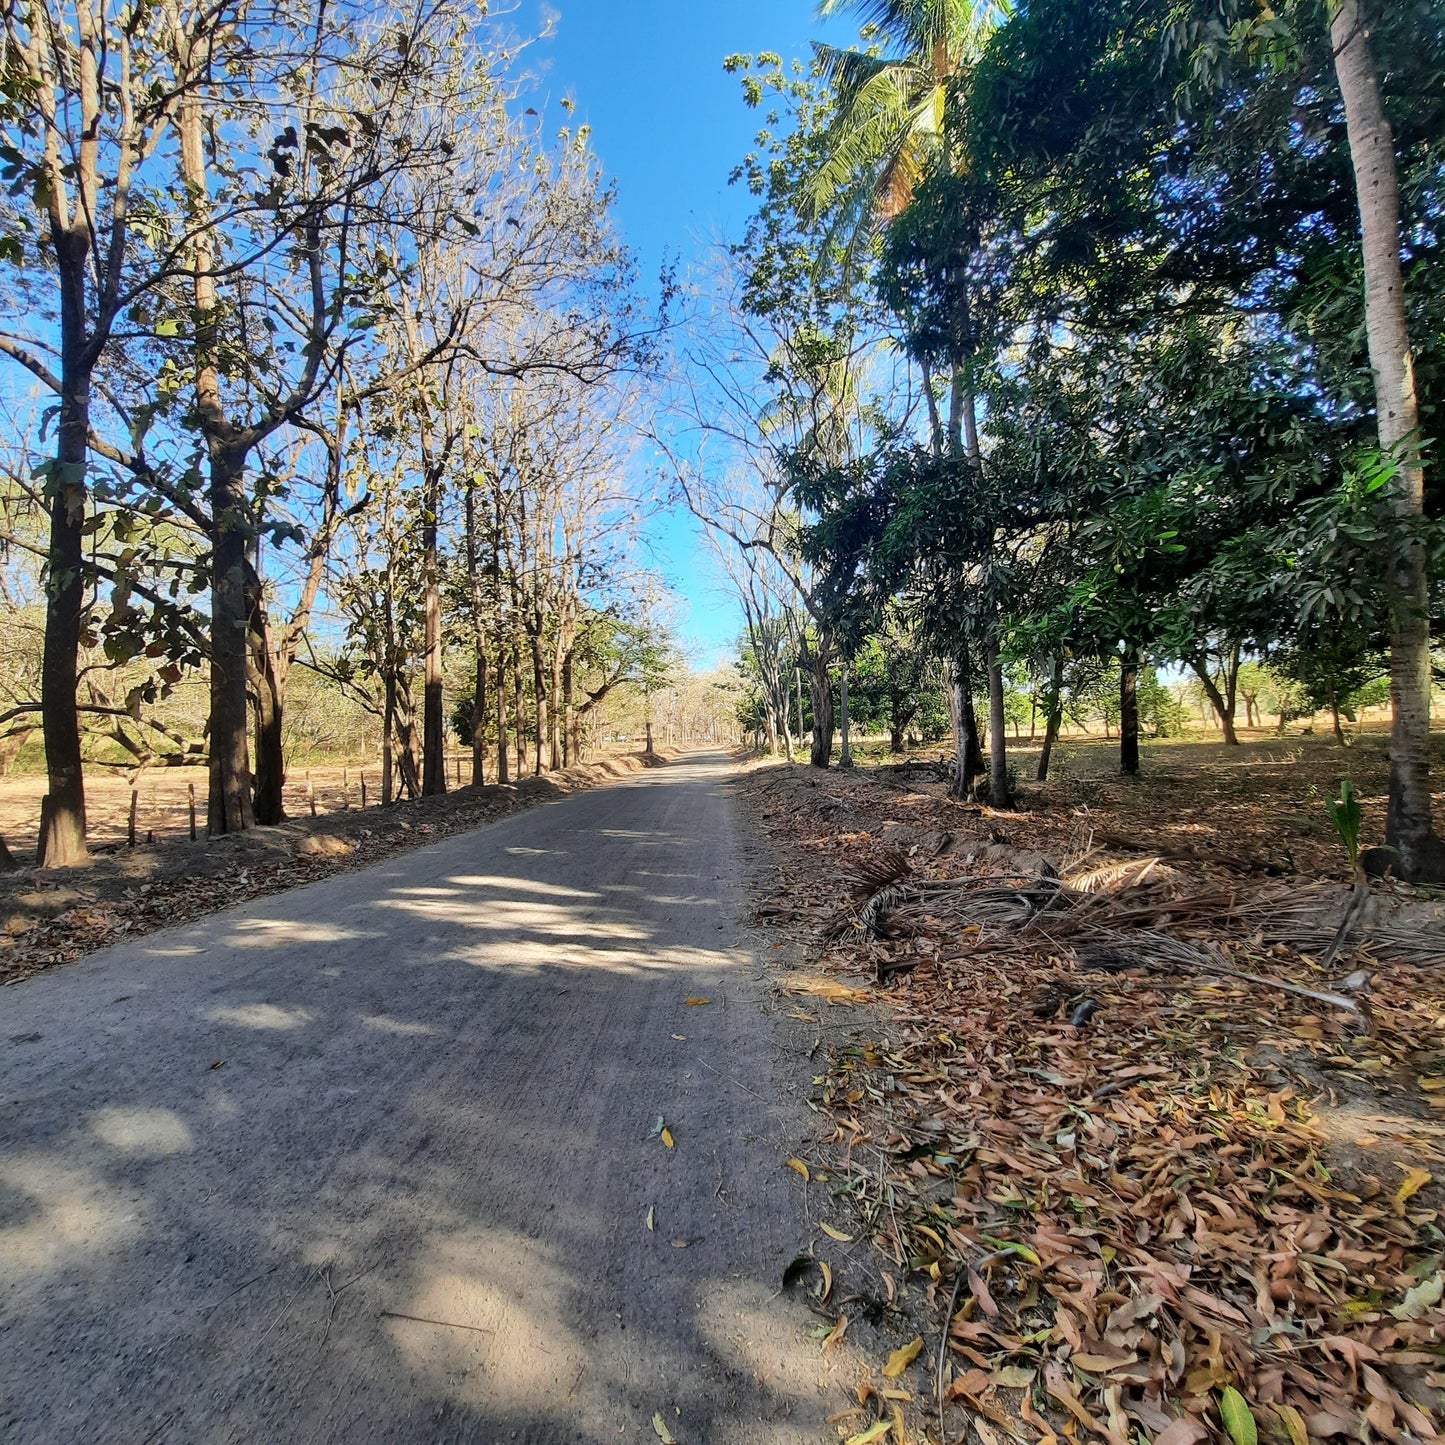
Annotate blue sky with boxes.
[523,0,834,668]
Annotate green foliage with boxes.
[1324,779,1363,874]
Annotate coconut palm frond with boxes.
[805,67,938,218]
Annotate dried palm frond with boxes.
[845,846,912,893]
[826,881,915,942]
[1064,856,1164,895]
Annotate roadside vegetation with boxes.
[683,2,1445,1442]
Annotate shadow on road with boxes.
[1,756,844,1443]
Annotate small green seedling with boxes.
[1324,778,1362,874]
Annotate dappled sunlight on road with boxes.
[0,1152,144,1276]
[206,1002,313,1030]
[0,753,845,1441]
[90,1106,194,1155]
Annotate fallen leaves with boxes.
[785,1157,810,1181]
[881,1337,923,1379]
[684,997,710,1006]
[651,1412,676,1443]
[738,760,1445,1445]
[820,1221,854,1242]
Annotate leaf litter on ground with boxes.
[740,757,1445,1445]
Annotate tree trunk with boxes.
[1331,693,1347,747]
[471,647,488,786]
[1120,649,1140,777]
[838,659,852,767]
[531,639,548,775]
[889,722,905,754]
[383,671,396,805]
[247,561,287,826]
[985,629,1010,807]
[562,651,575,765]
[421,476,445,796]
[1331,0,1443,880]
[0,831,17,874]
[512,647,526,778]
[37,269,91,866]
[251,662,286,825]
[949,649,984,798]
[794,666,805,754]
[1189,657,1240,746]
[548,648,563,770]
[394,680,422,799]
[495,651,510,785]
[208,449,255,835]
[806,649,834,768]
[1037,655,1064,783]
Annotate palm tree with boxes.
[1328,0,1443,880]
[806,0,1013,805]
[808,0,1009,229]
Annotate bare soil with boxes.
[0,750,670,988]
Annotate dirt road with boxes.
[0,752,850,1443]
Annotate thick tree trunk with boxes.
[471,647,488,786]
[1037,655,1065,783]
[1120,649,1140,777]
[889,722,905,754]
[949,649,985,798]
[838,660,852,767]
[37,284,91,866]
[252,666,285,825]
[1331,694,1347,747]
[985,630,1010,808]
[806,650,834,768]
[247,562,287,825]
[208,450,255,835]
[394,681,422,800]
[1332,0,1443,880]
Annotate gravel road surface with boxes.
[1,752,849,1443]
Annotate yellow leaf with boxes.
[1419,1077,1445,1091]
[661,1127,675,1149]
[652,1413,677,1444]
[786,1158,810,1181]
[820,1260,833,1305]
[1396,1166,1432,1203]
[821,1222,854,1242]
[1275,1404,1309,1445]
[843,1422,893,1445]
[822,1314,849,1351]
[684,997,710,1006]
[881,1336,924,1379]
